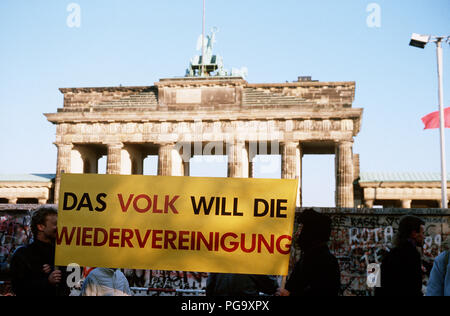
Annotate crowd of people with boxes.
[5,205,450,296]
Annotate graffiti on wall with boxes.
[0,209,32,295]
[292,208,450,296]
[123,269,207,296]
[0,211,32,277]
[0,207,449,296]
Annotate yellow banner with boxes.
[55,173,298,275]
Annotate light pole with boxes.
[410,33,450,208]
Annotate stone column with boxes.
[70,146,100,174]
[121,145,144,175]
[106,143,123,175]
[364,199,374,208]
[83,149,100,174]
[248,155,255,178]
[335,141,354,208]
[54,143,73,203]
[175,142,192,177]
[401,199,412,208]
[158,143,175,176]
[227,141,249,178]
[171,145,184,177]
[248,142,257,178]
[183,160,190,176]
[281,141,302,206]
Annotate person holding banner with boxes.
[278,209,340,296]
[10,206,70,296]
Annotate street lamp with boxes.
[410,33,450,208]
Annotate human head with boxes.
[296,208,332,250]
[31,205,58,243]
[394,215,425,247]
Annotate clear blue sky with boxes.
[0,1,449,206]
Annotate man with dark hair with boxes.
[376,215,425,296]
[278,208,341,296]
[10,205,70,296]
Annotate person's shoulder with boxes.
[86,268,104,280]
[82,270,101,287]
[313,247,339,267]
[114,269,128,279]
[11,244,30,258]
[385,245,409,258]
[9,245,32,268]
[321,246,338,260]
[434,251,448,264]
[387,245,415,258]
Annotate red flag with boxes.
[421,107,450,129]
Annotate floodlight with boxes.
[409,33,431,49]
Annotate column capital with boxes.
[364,199,374,208]
[229,139,246,146]
[336,140,354,147]
[106,142,124,149]
[54,142,74,149]
[280,140,299,145]
[401,199,412,209]
[158,142,176,148]
[280,140,299,149]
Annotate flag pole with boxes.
[412,34,449,207]
[201,0,206,77]
[436,38,448,208]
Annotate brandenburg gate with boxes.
[45,75,363,207]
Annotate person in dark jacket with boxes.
[206,273,279,296]
[279,208,340,296]
[10,205,70,296]
[376,215,425,296]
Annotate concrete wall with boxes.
[293,207,449,296]
[1,206,448,296]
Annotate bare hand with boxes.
[276,288,290,296]
[48,270,62,286]
[42,264,52,274]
